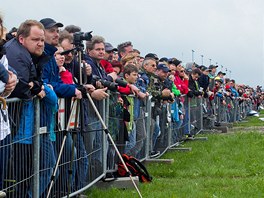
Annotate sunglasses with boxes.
[180,70,185,73]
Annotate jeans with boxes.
[152,118,161,151]
[13,143,33,198]
[183,100,190,135]
[53,132,77,195]
[129,108,147,158]
[75,133,89,190]
[0,134,11,190]
[125,121,136,155]
[171,120,183,143]
[39,135,57,198]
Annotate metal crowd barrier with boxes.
[0,93,254,197]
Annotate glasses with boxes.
[180,70,185,73]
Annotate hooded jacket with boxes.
[174,72,189,95]
[42,43,76,98]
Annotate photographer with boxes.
[59,30,92,84]
[85,35,119,100]
[40,18,95,196]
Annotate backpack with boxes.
[117,154,152,183]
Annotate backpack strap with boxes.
[128,156,152,181]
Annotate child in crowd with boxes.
[54,46,73,84]
[118,64,139,154]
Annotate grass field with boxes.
[87,110,264,198]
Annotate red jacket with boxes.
[118,84,131,95]
[60,70,73,84]
[174,73,189,94]
[100,60,114,74]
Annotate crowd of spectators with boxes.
[0,16,263,197]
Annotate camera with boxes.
[73,31,93,46]
[92,75,127,92]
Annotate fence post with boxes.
[145,97,152,158]
[187,97,191,134]
[198,97,203,132]
[102,97,107,173]
[167,104,172,147]
[33,98,40,198]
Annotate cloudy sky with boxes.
[2,0,263,87]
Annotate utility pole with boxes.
[209,58,212,65]
[201,55,204,65]
[192,50,195,62]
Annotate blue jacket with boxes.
[84,55,113,82]
[230,87,239,97]
[43,43,76,98]
[13,99,34,144]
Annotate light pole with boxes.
[229,70,231,78]
[201,55,204,65]
[209,58,212,65]
[221,65,223,71]
[192,50,195,62]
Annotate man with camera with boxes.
[40,18,96,195]
[85,35,118,100]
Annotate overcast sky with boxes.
[2,0,264,87]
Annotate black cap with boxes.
[199,65,211,72]
[157,64,171,73]
[217,71,226,76]
[40,18,63,29]
[209,65,218,69]
[145,53,159,60]
[159,57,168,62]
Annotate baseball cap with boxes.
[145,53,159,60]
[200,65,212,72]
[209,65,218,70]
[157,64,171,73]
[105,42,117,52]
[159,57,168,63]
[40,18,63,29]
[217,71,226,76]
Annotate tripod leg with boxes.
[86,93,142,198]
[67,99,80,197]
[46,99,78,198]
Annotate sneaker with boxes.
[0,191,6,198]
[186,134,194,140]
[149,150,160,158]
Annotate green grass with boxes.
[87,112,264,198]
